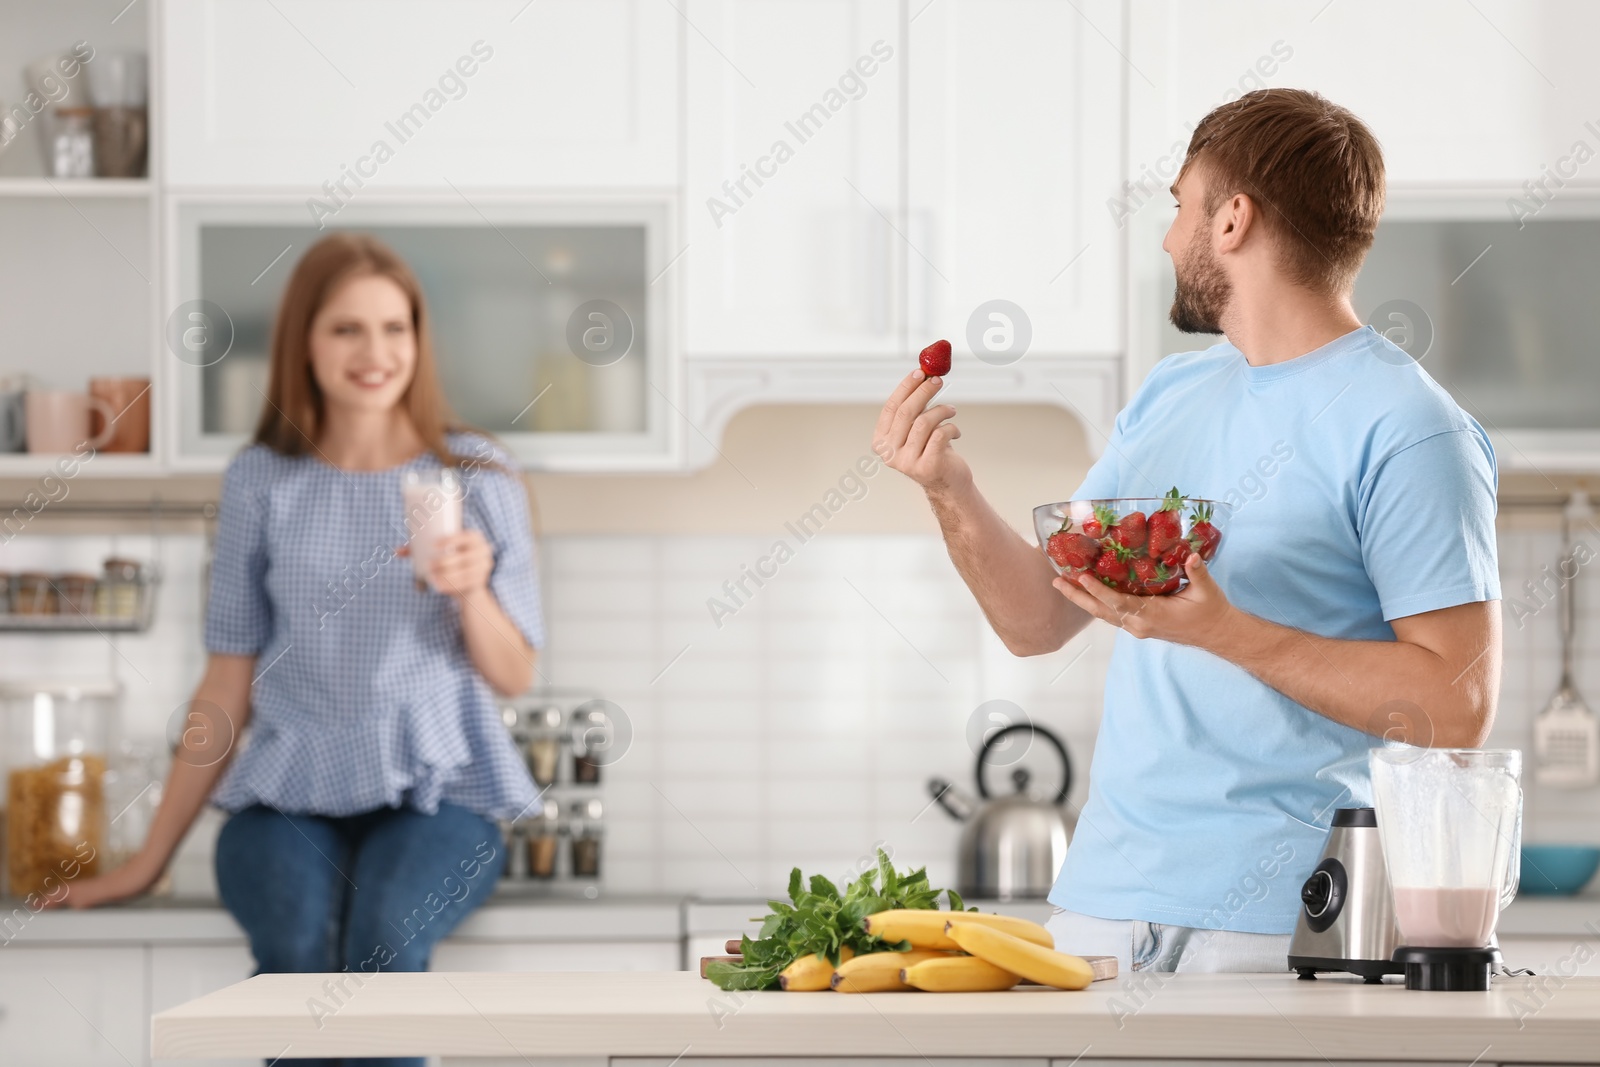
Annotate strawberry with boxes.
[1131,557,1182,596]
[1147,487,1186,557]
[1047,530,1100,572]
[1093,545,1130,584]
[1110,510,1148,551]
[919,338,952,377]
[1188,500,1221,561]
[1161,544,1190,570]
[1082,503,1117,540]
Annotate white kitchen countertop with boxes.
[6,891,1594,945]
[152,969,1600,1063]
[2,892,684,945]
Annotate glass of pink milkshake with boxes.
[402,467,462,592]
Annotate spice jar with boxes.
[0,680,119,899]
[12,573,57,615]
[95,559,142,620]
[570,701,619,784]
[524,706,563,788]
[526,799,560,880]
[55,574,97,618]
[500,821,528,880]
[570,798,603,880]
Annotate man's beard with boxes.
[1168,230,1231,335]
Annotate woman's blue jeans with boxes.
[215,801,506,1067]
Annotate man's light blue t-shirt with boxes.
[1052,326,1500,934]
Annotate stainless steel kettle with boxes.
[928,723,1075,901]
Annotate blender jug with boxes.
[1369,748,1522,991]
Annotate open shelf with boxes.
[0,178,150,198]
[0,453,163,478]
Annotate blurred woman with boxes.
[69,233,545,1067]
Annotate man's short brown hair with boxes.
[1179,88,1384,294]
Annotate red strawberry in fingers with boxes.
[1110,510,1148,551]
[919,339,952,377]
[1147,488,1186,557]
[1188,501,1221,561]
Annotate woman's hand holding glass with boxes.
[422,529,495,601]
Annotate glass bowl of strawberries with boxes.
[1032,488,1229,596]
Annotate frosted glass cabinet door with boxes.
[161,0,680,187]
[1353,214,1600,432]
[169,198,672,470]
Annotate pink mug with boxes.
[25,390,117,454]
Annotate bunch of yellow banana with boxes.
[860,908,1054,951]
[900,955,1020,991]
[778,946,854,990]
[831,949,949,992]
[944,921,1095,990]
[774,910,1097,993]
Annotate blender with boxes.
[1369,748,1523,991]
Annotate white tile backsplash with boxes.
[3,518,1597,902]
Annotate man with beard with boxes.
[873,89,1500,973]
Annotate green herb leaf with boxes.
[702,849,961,992]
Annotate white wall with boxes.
[2,515,1595,898]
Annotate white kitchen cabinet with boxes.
[0,945,147,1067]
[684,0,904,357]
[149,945,257,1067]
[161,0,680,188]
[1125,0,1600,186]
[907,0,1125,359]
[432,938,681,971]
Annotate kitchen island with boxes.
[152,969,1600,1064]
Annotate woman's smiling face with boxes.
[308,272,418,416]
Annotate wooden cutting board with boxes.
[698,954,1118,982]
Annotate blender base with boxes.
[1393,946,1502,991]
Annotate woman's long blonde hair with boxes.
[253,232,475,468]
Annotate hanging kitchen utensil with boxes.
[1533,490,1600,787]
[927,722,1075,900]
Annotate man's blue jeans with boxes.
[216,801,506,1067]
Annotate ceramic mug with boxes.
[25,390,117,454]
[88,377,151,453]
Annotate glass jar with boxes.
[500,820,528,880]
[55,574,97,618]
[570,701,618,784]
[103,739,169,895]
[526,799,560,880]
[43,108,97,179]
[96,559,142,620]
[0,681,119,899]
[12,573,56,615]
[570,798,603,880]
[524,706,563,788]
